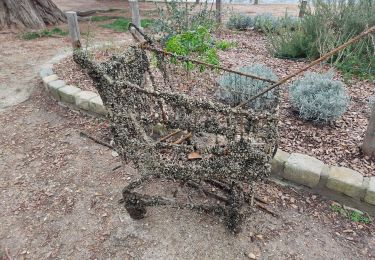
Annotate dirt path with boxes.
[0,2,374,259]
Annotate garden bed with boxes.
[54,30,375,177]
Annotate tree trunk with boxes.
[216,0,221,24]
[362,104,375,157]
[0,0,66,30]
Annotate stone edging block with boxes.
[42,74,58,90]
[90,96,107,115]
[269,150,373,208]
[271,149,290,177]
[58,85,81,104]
[48,80,66,101]
[283,153,324,188]
[39,52,107,116]
[365,177,375,205]
[326,166,364,199]
[75,91,99,110]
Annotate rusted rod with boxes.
[236,26,375,109]
[140,45,277,83]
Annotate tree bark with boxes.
[216,0,221,24]
[0,0,66,30]
[362,104,375,157]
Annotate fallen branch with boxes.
[173,132,192,144]
[186,180,229,203]
[79,131,113,149]
[158,129,182,143]
[255,202,279,218]
[112,164,122,171]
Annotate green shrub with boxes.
[226,13,253,31]
[254,13,278,32]
[216,39,237,51]
[254,13,301,33]
[165,26,219,68]
[153,0,216,41]
[268,0,375,80]
[268,29,309,59]
[217,64,278,110]
[289,72,349,122]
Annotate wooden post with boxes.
[362,103,375,157]
[216,0,222,24]
[129,0,142,31]
[299,0,307,18]
[66,11,81,49]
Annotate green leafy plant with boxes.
[216,39,237,51]
[165,26,219,69]
[330,204,371,224]
[288,72,349,122]
[267,0,375,80]
[226,13,253,31]
[217,64,278,110]
[21,27,67,40]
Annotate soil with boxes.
[0,1,374,259]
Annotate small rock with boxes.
[111,151,119,157]
[247,253,256,259]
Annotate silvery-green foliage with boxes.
[289,72,349,122]
[217,64,278,110]
[253,13,278,32]
[226,13,253,31]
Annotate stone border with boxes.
[39,53,374,214]
[271,150,375,214]
[40,57,107,116]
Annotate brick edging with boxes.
[39,53,375,212]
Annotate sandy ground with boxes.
[0,1,374,259]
